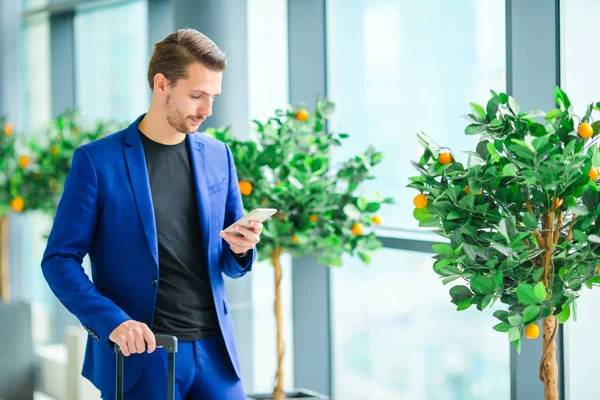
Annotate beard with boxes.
[164,94,204,134]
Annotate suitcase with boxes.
[113,334,178,400]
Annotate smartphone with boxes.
[223,208,278,235]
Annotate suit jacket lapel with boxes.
[187,135,212,263]
[124,117,159,266]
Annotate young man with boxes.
[41,29,260,399]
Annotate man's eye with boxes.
[191,96,201,100]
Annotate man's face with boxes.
[163,62,222,134]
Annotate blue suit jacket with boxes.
[41,115,255,394]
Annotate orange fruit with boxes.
[4,123,13,136]
[352,222,364,236]
[309,215,319,222]
[292,235,299,244]
[72,127,79,136]
[18,155,30,169]
[439,152,453,165]
[371,215,382,225]
[588,167,599,181]
[597,265,600,275]
[50,145,59,156]
[525,323,540,339]
[578,122,593,139]
[10,197,24,213]
[413,193,428,209]
[295,109,309,122]
[239,180,253,196]
[464,186,482,195]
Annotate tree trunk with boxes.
[538,211,558,400]
[271,247,286,400]
[0,214,10,304]
[540,316,559,400]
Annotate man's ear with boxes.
[154,73,168,95]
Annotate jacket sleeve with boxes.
[220,142,256,278]
[41,146,130,347]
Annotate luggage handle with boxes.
[113,334,178,400]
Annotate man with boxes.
[41,29,260,399]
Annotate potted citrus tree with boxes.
[409,87,600,400]
[207,99,393,400]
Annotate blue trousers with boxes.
[102,334,246,400]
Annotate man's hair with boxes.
[147,29,227,90]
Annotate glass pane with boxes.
[330,248,510,399]
[20,14,55,345]
[74,0,149,123]
[247,0,293,393]
[326,0,506,231]
[560,2,600,399]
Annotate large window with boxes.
[326,0,506,232]
[331,249,510,399]
[327,1,509,398]
[74,0,149,123]
[20,13,55,345]
[560,2,600,399]
[247,0,293,393]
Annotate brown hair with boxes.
[147,29,227,90]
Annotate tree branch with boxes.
[526,200,546,249]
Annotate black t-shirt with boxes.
[139,130,220,341]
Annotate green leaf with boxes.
[523,305,541,323]
[508,326,521,342]
[533,267,545,282]
[343,204,361,219]
[557,304,571,324]
[470,275,495,295]
[441,275,461,285]
[509,313,524,326]
[413,208,435,223]
[493,270,503,289]
[449,285,474,304]
[567,205,589,216]
[493,322,512,333]
[465,124,486,135]
[534,282,547,301]
[432,243,454,256]
[357,196,367,211]
[524,212,538,229]
[516,283,539,305]
[457,298,472,311]
[358,252,370,264]
[494,310,509,323]
[458,194,475,210]
[545,108,562,120]
[502,163,518,177]
[470,103,487,120]
[508,96,521,115]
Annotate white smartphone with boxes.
[223,208,278,235]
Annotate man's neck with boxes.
[138,106,186,145]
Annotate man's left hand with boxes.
[220,221,263,255]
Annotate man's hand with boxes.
[219,220,263,255]
[109,320,156,356]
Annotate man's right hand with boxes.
[109,320,157,356]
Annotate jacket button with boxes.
[152,278,158,286]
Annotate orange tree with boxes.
[11,111,120,216]
[0,111,121,304]
[409,87,600,400]
[0,116,18,303]
[207,99,393,400]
